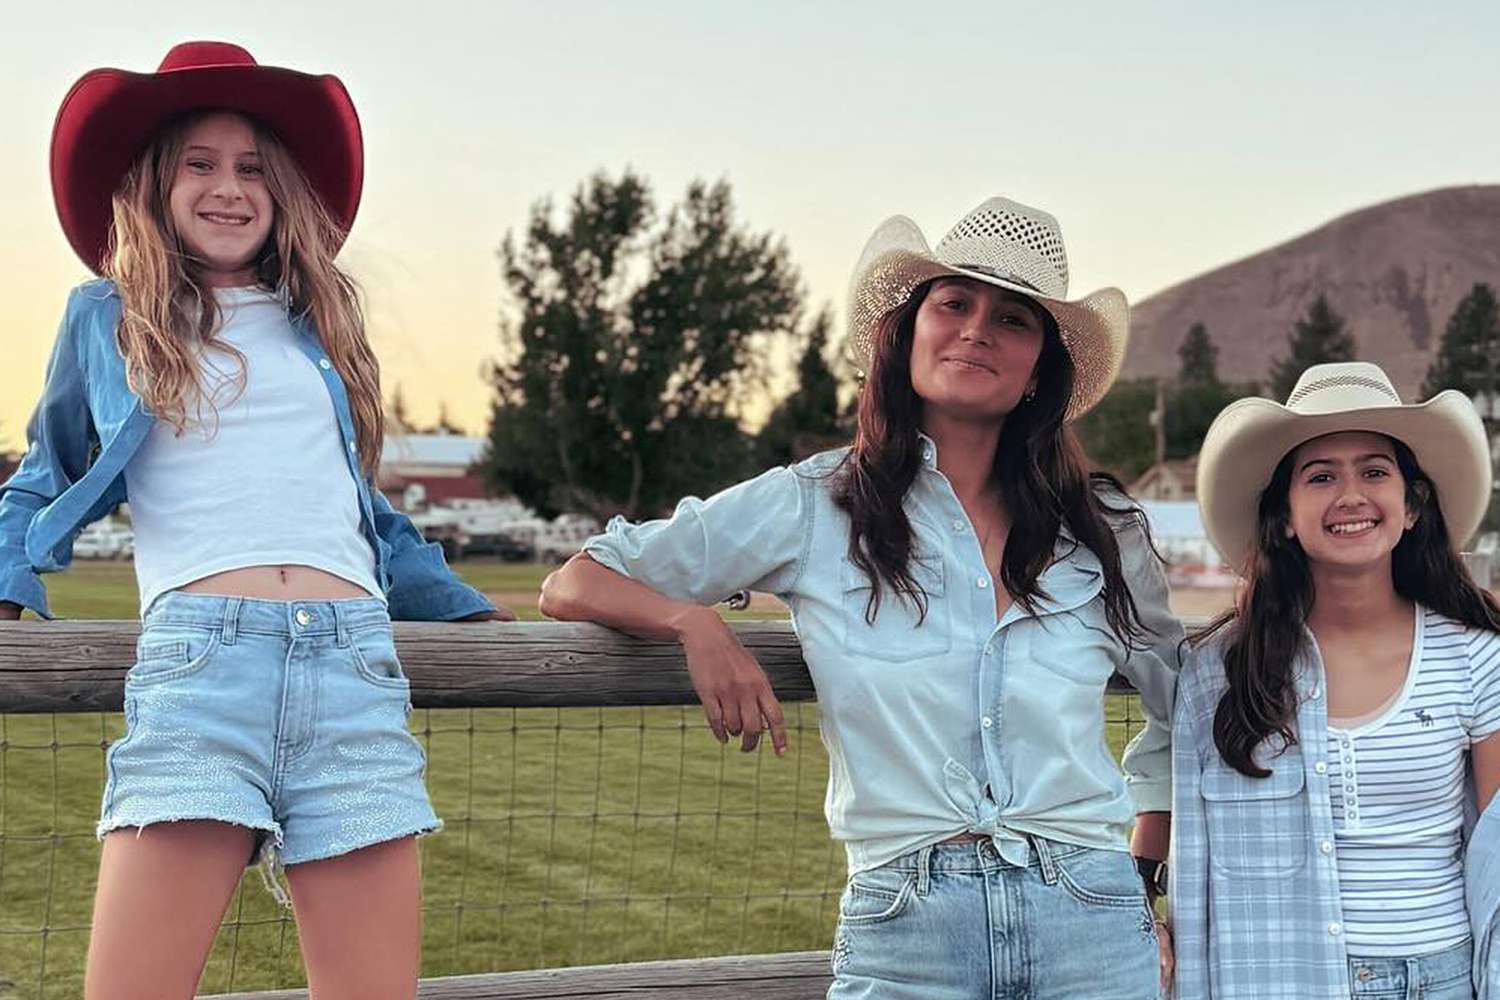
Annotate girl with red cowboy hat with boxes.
[0,41,511,999]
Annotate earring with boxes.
[1023,386,1037,402]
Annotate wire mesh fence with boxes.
[0,696,1150,997]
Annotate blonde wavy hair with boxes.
[102,110,384,474]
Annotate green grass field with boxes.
[0,562,1146,998]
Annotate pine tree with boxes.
[1166,323,1239,459]
[1177,322,1219,386]
[1421,283,1500,400]
[1269,296,1355,400]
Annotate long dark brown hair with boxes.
[1202,434,1500,777]
[831,279,1148,647]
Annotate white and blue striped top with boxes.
[1326,608,1500,956]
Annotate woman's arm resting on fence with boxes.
[541,553,788,756]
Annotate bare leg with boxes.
[286,836,422,1000]
[85,822,255,1000]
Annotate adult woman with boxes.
[542,197,1180,998]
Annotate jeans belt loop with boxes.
[333,602,352,648]
[220,597,242,646]
[1030,834,1060,886]
[915,845,933,897]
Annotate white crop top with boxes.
[123,287,381,613]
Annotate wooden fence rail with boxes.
[0,619,1140,714]
[208,951,833,1000]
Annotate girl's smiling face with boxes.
[1285,430,1418,570]
[168,112,274,286]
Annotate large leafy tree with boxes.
[482,172,803,519]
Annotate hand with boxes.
[1154,915,1174,996]
[0,601,22,621]
[458,606,515,622]
[673,606,787,756]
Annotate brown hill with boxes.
[1122,186,1500,397]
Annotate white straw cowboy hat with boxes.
[846,196,1129,420]
[1197,361,1491,573]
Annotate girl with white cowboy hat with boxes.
[1170,361,1500,999]
[541,196,1182,998]
[0,41,511,999]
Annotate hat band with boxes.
[955,263,1044,295]
[1287,373,1402,407]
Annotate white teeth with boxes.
[1328,520,1377,535]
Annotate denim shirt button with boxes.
[318,358,331,370]
[976,577,989,589]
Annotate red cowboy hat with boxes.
[50,41,363,273]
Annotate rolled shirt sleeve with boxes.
[582,465,812,604]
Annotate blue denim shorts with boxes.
[98,593,440,867]
[829,836,1161,999]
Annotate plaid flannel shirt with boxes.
[1172,625,1497,1000]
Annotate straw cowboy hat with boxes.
[845,196,1129,420]
[50,40,363,273]
[1197,361,1491,573]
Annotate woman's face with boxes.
[1285,431,1416,571]
[168,112,275,287]
[907,277,1048,423]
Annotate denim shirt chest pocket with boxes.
[841,544,951,661]
[1014,566,1111,685]
[1201,746,1310,878]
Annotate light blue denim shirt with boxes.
[0,279,493,621]
[583,443,1182,874]
[1172,621,1498,1000]
[1471,796,1500,999]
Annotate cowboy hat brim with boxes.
[846,215,1129,421]
[1196,390,1491,574]
[51,61,362,273]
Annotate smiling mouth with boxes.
[1326,518,1379,536]
[198,212,253,227]
[943,357,997,374]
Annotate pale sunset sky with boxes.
[3,1,1498,450]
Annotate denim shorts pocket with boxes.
[1053,847,1147,908]
[127,625,221,686]
[838,865,917,925]
[350,627,410,690]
